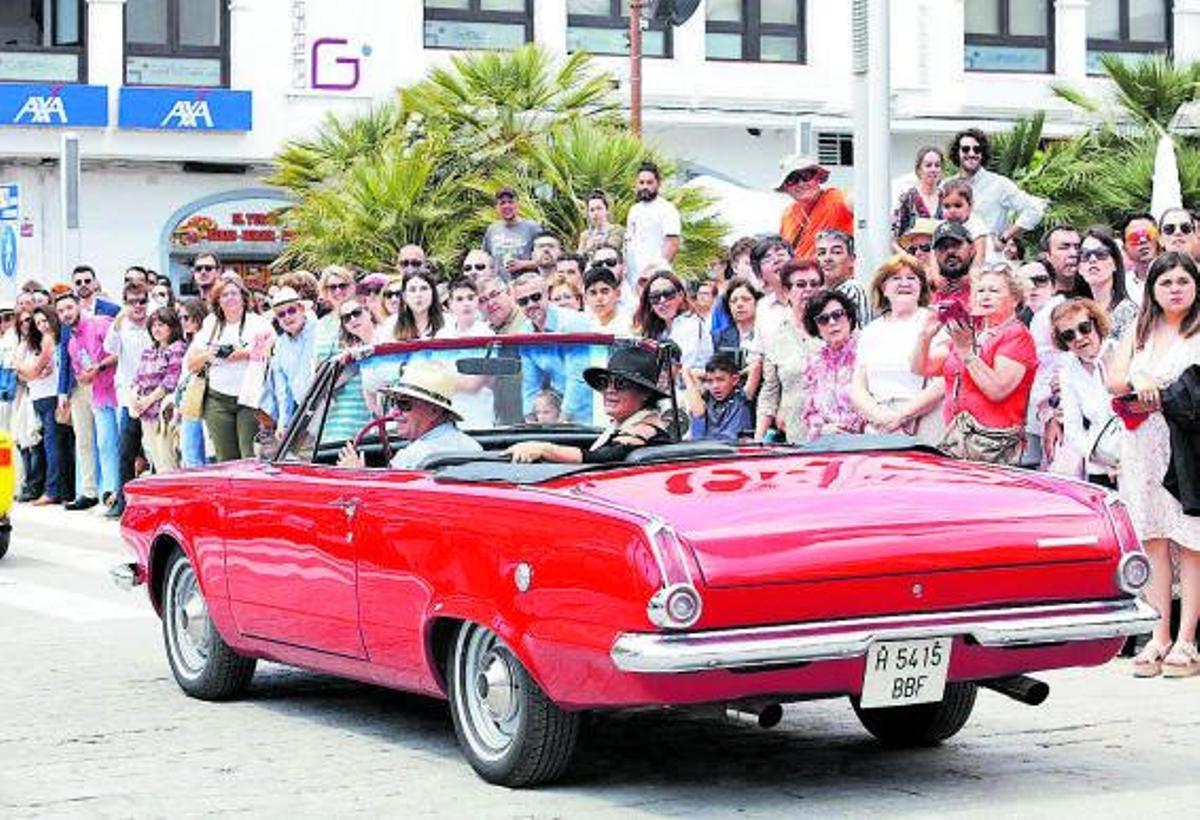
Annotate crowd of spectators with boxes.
[2,138,1198,677]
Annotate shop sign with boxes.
[0,83,108,128]
[119,87,252,132]
[169,198,293,253]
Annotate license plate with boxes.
[859,637,953,709]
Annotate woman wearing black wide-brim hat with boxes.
[507,345,673,463]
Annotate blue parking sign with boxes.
[0,225,16,278]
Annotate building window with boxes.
[1086,0,1170,74]
[424,0,533,51]
[817,132,853,167]
[124,0,229,87]
[567,1,670,57]
[0,0,85,82]
[964,0,1054,74]
[706,0,805,63]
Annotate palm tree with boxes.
[270,46,726,277]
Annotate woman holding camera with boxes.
[1107,252,1200,678]
[912,265,1037,465]
[185,277,274,462]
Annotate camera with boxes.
[214,344,236,359]
[935,299,971,326]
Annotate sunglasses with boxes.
[358,285,383,296]
[648,287,679,304]
[391,397,414,413]
[594,258,619,268]
[341,307,366,322]
[73,278,93,287]
[275,305,302,319]
[397,259,424,269]
[1125,227,1157,243]
[383,289,403,300]
[192,264,216,272]
[1080,247,1112,262]
[1029,274,1052,287]
[515,292,544,307]
[126,298,148,307]
[1161,222,1194,236]
[1056,319,1095,344]
[326,281,351,293]
[784,168,819,186]
[960,145,983,156]
[815,308,848,326]
[592,374,634,391]
[905,242,932,253]
[462,262,489,273]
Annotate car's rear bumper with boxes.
[610,597,1157,674]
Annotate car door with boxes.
[222,459,366,658]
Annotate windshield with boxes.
[281,334,650,465]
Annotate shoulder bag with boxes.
[180,320,220,421]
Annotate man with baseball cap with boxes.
[266,287,317,438]
[932,221,976,308]
[776,154,853,259]
[337,361,481,469]
[482,186,543,279]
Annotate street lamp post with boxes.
[630,0,644,138]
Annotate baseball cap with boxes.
[494,186,517,201]
[933,221,972,248]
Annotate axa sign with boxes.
[119,87,252,132]
[0,83,108,128]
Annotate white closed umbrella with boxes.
[1150,133,1182,221]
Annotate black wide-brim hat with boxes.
[584,345,670,399]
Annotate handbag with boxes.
[938,411,1025,466]
[54,399,72,426]
[180,368,208,421]
[1088,414,1123,470]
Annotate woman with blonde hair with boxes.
[912,264,1038,465]
[1050,297,1117,485]
[851,254,944,440]
[314,265,357,361]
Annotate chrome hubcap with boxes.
[476,650,517,723]
[168,560,211,678]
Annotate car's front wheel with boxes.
[447,623,580,787]
[851,681,977,748]
[162,549,256,700]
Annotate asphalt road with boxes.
[2,503,1198,818]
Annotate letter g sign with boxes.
[311,38,362,91]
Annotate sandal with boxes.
[1162,641,1200,679]
[1132,639,1172,678]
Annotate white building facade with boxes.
[0,0,1194,294]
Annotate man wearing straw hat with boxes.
[337,361,480,469]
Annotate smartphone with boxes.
[214,344,235,359]
[936,299,971,326]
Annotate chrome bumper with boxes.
[610,598,1158,674]
[110,562,143,591]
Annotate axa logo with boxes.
[160,99,214,129]
[13,94,68,125]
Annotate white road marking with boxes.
[0,577,151,622]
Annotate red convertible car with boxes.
[113,335,1156,787]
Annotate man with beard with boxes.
[930,221,975,308]
[776,155,852,258]
[189,253,221,301]
[70,265,120,317]
[624,162,680,292]
[511,271,593,423]
[947,128,1044,245]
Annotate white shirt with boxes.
[754,292,791,352]
[855,308,931,404]
[668,312,713,373]
[960,167,1046,236]
[1059,350,1117,476]
[1026,295,1066,435]
[436,318,494,339]
[390,421,482,469]
[23,342,58,401]
[1124,268,1148,307]
[588,308,634,336]
[624,196,681,289]
[103,320,152,409]
[188,312,275,398]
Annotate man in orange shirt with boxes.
[776,155,853,259]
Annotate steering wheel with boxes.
[352,411,401,465]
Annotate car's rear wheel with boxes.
[851,681,977,748]
[162,549,256,700]
[447,623,580,787]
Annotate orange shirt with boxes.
[780,188,854,259]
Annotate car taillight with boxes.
[1104,496,1140,554]
[1105,495,1150,593]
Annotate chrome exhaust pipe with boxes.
[724,702,784,729]
[981,675,1049,706]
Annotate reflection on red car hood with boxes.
[564,451,1112,588]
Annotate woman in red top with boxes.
[911,264,1038,464]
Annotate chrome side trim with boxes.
[610,598,1158,674]
[1037,535,1099,548]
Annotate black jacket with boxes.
[1160,364,1200,516]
